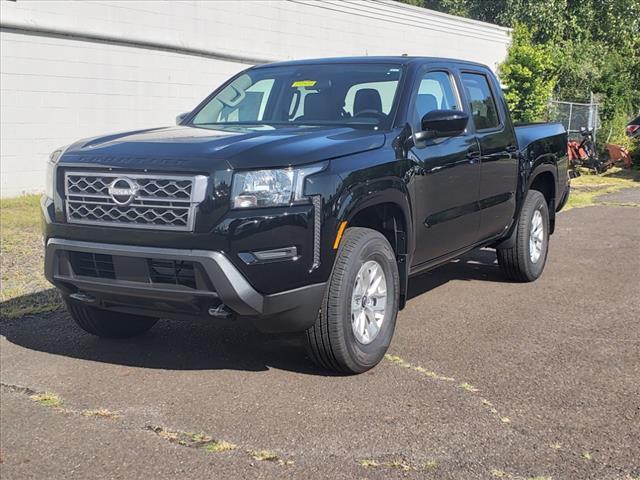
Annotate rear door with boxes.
[410,66,481,267]
[460,70,518,240]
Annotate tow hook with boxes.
[69,292,96,304]
[208,304,234,319]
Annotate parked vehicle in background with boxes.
[627,115,640,140]
[42,56,569,373]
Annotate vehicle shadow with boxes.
[1,249,502,375]
[407,248,502,300]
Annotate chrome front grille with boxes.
[65,171,207,231]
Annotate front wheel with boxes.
[496,190,550,282]
[305,227,399,374]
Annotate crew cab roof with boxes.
[254,56,490,70]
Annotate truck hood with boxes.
[60,125,386,172]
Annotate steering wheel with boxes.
[353,109,386,120]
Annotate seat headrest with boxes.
[416,93,439,117]
[302,93,336,120]
[354,88,383,115]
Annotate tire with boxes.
[496,190,550,282]
[305,227,399,374]
[65,299,158,338]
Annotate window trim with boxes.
[459,70,504,134]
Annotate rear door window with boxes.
[461,73,500,130]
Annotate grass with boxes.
[565,167,639,210]
[423,459,439,469]
[1,289,62,320]
[384,354,455,381]
[202,440,237,453]
[459,382,479,393]
[30,392,63,408]
[388,459,413,471]
[358,457,438,472]
[1,194,63,318]
[81,409,122,420]
[249,450,279,462]
[491,469,551,480]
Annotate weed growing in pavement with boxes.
[30,392,62,408]
[81,409,121,420]
[459,382,479,392]
[423,459,439,469]
[202,440,237,453]
[249,450,279,462]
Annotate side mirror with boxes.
[415,110,469,141]
[176,112,190,125]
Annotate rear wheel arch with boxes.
[528,168,557,233]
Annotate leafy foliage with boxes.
[409,0,640,143]
[498,25,556,122]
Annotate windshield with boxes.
[191,63,403,130]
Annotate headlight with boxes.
[231,163,325,209]
[45,146,67,199]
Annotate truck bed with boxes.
[515,122,566,150]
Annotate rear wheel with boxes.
[497,190,550,282]
[65,299,158,338]
[305,227,399,374]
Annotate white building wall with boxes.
[0,0,511,197]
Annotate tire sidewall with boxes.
[335,231,399,371]
[521,192,549,279]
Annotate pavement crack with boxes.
[384,354,509,424]
[145,425,294,466]
[0,382,38,396]
[1,382,120,419]
[383,357,637,478]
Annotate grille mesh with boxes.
[69,251,116,279]
[148,259,197,289]
[65,172,205,231]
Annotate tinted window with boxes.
[415,71,459,120]
[461,73,500,130]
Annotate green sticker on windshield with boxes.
[292,80,317,88]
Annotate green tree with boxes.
[405,0,640,143]
[498,25,556,122]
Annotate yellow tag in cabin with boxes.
[291,80,317,88]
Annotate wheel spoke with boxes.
[367,274,382,296]
[365,313,378,339]
[350,260,388,345]
[529,209,545,263]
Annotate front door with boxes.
[410,69,481,268]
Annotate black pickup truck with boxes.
[42,56,569,373]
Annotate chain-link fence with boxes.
[547,99,600,143]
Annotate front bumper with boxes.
[45,238,325,333]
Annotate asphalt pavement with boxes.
[1,203,639,480]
